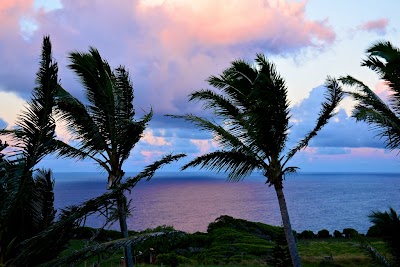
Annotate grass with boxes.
[64,239,386,266]
[298,238,388,267]
[60,216,391,266]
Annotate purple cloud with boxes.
[357,18,389,35]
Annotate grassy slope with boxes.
[62,216,389,267]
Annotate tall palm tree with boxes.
[0,36,59,266]
[170,54,344,267]
[339,41,400,150]
[55,47,184,267]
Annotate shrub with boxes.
[156,253,179,267]
[343,228,358,238]
[270,231,291,267]
[366,225,381,237]
[207,215,282,241]
[317,229,331,238]
[298,230,315,239]
[333,230,342,238]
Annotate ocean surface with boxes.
[53,172,400,234]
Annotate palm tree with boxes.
[0,36,59,266]
[170,54,344,267]
[369,208,400,265]
[336,41,400,267]
[54,47,185,267]
[339,41,400,150]
[13,153,184,266]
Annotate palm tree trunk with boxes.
[274,183,302,267]
[116,193,134,267]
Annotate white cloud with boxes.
[0,91,26,128]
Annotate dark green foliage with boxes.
[271,230,292,267]
[343,228,359,238]
[333,230,342,238]
[208,215,282,240]
[298,230,316,239]
[318,229,331,239]
[0,36,61,267]
[340,41,400,151]
[194,216,280,264]
[369,208,400,265]
[366,225,382,238]
[156,253,190,267]
[13,154,184,266]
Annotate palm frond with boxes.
[182,150,264,181]
[167,114,260,158]
[1,36,59,169]
[39,231,184,267]
[55,85,109,156]
[114,66,135,119]
[133,153,186,182]
[286,77,344,161]
[118,109,153,165]
[189,89,241,119]
[68,47,117,146]
[31,169,56,230]
[362,41,400,115]
[369,208,400,264]
[342,76,400,150]
[14,153,185,266]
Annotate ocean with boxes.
[53,172,400,234]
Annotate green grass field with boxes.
[60,217,391,266]
[63,238,388,266]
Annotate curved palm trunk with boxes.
[116,193,134,267]
[274,183,302,267]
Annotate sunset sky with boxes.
[0,0,399,173]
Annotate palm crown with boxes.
[55,47,152,188]
[341,41,400,150]
[175,54,343,184]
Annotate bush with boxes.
[270,231,291,267]
[298,230,315,239]
[333,230,342,238]
[156,253,179,267]
[156,253,191,267]
[343,228,358,238]
[317,229,331,238]
[366,225,381,237]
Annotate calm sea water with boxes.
[53,172,400,234]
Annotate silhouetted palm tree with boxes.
[55,47,184,267]
[170,54,344,267]
[340,41,400,150]
[369,208,400,265]
[0,36,59,266]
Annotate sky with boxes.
[0,0,399,173]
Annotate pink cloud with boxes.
[190,139,215,156]
[142,129,171,146]
[358,18,388,35]
[141,150,165,163]
[0,1,336,121]
[374,80,393,101]
[136,0,335,53]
